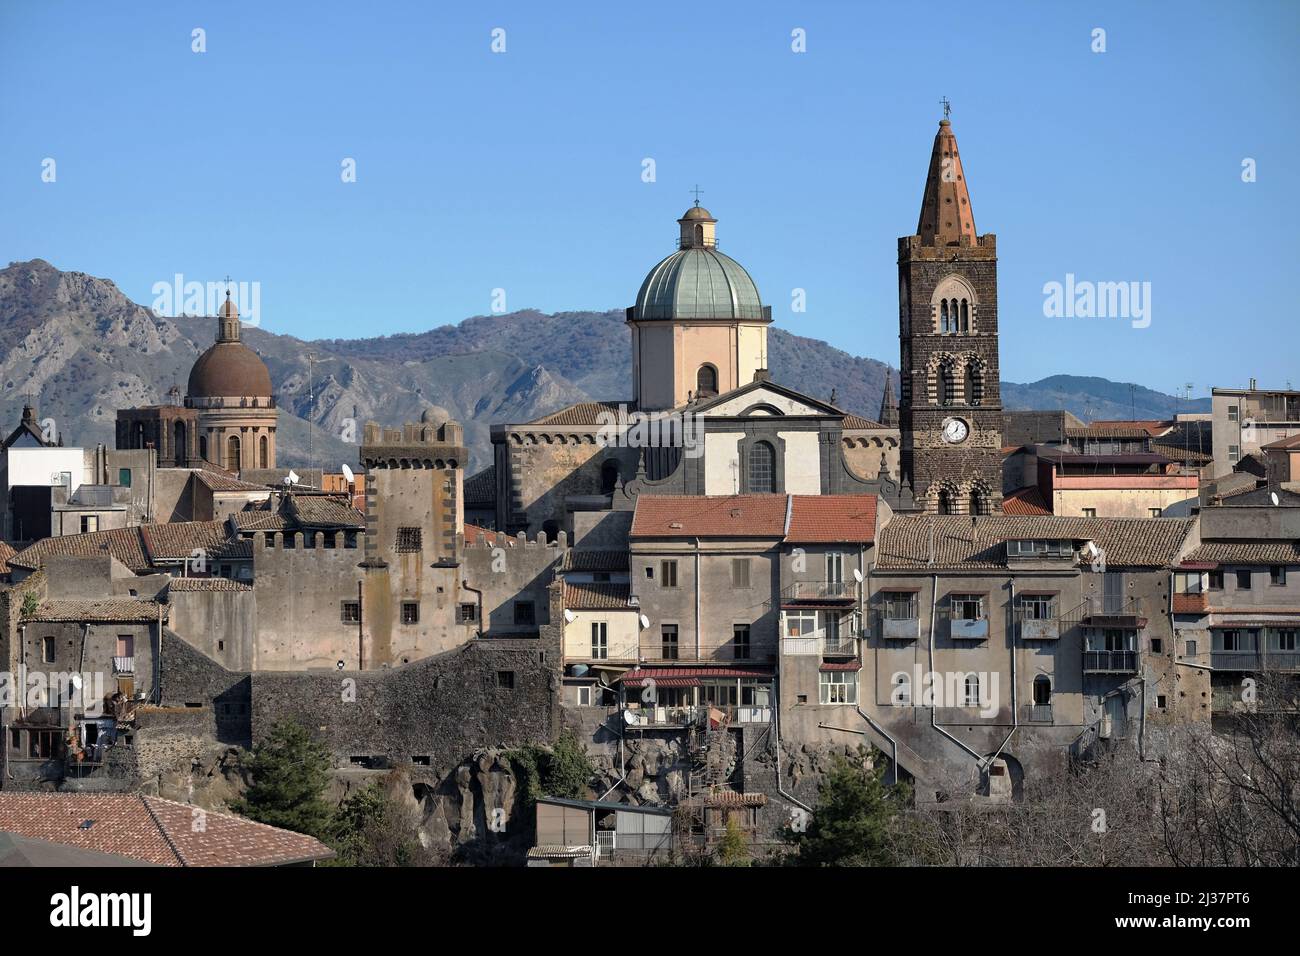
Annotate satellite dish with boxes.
[342,463,355,484]
[563,609,577,623]
[287,470,300,485]
[1085,541,1099,557]
[852,568,864,583]
[623,709,636,725]
[639,613,650,630]
[1272,492,1280,506]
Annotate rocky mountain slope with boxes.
[0,259,1209,474]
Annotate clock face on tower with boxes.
[942,418,969,444]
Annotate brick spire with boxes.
[916,119,976,246]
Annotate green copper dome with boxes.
[633,207,765,321]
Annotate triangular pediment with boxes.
[691,379,845,419]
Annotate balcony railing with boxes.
[1211,649,1300,672]
[782,581,857,603]
[1067,596,1147,629]
[821,636,859,657]
[882,617,920,641]
[1020,703,1054,724]
[1082,649,1139,674]
[949,618,989,640]
[112,656,135,675]
[621,703,772,728]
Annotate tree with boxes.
[232,720,335,840]
[331,774,443,867]
[510,729,595,807]
[787,747,908,866]
[714,816,751,867]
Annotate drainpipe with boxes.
[928,573,984,763]
[694,537,701,660]
[461,579,484,639]
[358,580,365,668]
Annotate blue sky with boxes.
[2,0,1296,396]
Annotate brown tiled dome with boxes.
[187,342,272,398]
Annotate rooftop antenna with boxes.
[690,184,704,207]
[306,351,316,473]
[940,96,951,120]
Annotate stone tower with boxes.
[897,118,1003,514]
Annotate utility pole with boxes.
[307,352,315,473]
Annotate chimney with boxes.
[753,369,771,383]
[1249,377,1257,391]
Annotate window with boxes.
[1082,508,1097,519]
[341,601,360,623]
[496,671,515,689]
[1151,638,1163,654]
[826,552,844,584]
[591,622,608,659]
[116,634,134,657]
[1032,675,1051,705]
[514,601,535,626]
[964,673,981,706]
[819,671,857,705]
[950,594,984,621]
[1236,570,1252,590]
[401,602,419,625]
[661,624,679,660]
[1208,570,1224,590]
[1148,508,1161,518]
[938,365,956,405]
[696,364,718,397]
[600,461,620,495]
[882,592,918,620]
[746,441,776,494]
[644,565,654,580]
[1020,594,1055,620]
[1271,629,1297,651]
[1008,539,1071,558]
[1228,404,1239,423]
[1271,566,1287,586]
[1156,695,1167,710]
[458,603,477,624]
[42,636,55,664]
[395,528,422,552]
[577,686,592,706]
[785,610,816,637]
[227,435,241,470]
[660,560,678,588]
[118,468,131,488]
[81,515,98,533]
[937,489,953,515]
[1228,444,1240,463]
[1185,639,1198,656]
[731,558,751,589]
[259,435,268,469]
[733,624,751,659]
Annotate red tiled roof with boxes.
[618,666,773,685]
[786,495,877,543]
[1066,420,1172,439]
[630,495,788,538]
[1262,433,1300,450]
[11,526,151,573]
[0,793,333,867]
[1172,593,1209,614]
[818,661,863,672]
[139,521,229,561]
[193,469,271,493]
[29,599,167,623]
[0,540,15,575]
[463,523,527,546]
[842,414,885,430]
[523,401,628,427]
[563,582,632,611]
[1184,542,1300,565]
[167,577,253,592]
[1002,486,1052,516]
[559,549,629,572]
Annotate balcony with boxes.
[1018,618,1060,641]
[112,656,135,675]
[782,581,857,605]
[821,636,859,658]
[620,703,772,728]
[949,618,989,640]
[1211,650,1300,672]
[882,617,920,641]
[1020,704,1054,724]
[1082,649,1139,674]
[1071,596,1147,629]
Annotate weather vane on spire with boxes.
[690,184,704,207]
[940,96,951,120]
[223,274,233,296]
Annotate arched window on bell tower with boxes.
[931,275,978,335]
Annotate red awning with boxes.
[617,666,774,686]
[819,661,863,672]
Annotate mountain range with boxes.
[0,259,1210,475]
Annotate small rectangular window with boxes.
[395,527,422,552]
[1185,639,1198,657]
[81,515,98,533]
[458,603,478,623]
[401,602,419,625]
[1236,570,1252,590]
[591,622,608,659]
[661,624,679,660]
[733,624,751,659]
[341,601,361,623]
[497,671,515,689]
[118,468,132,488]
[660,560,678,588]
[731,558,750,589]
[577,686,592,706]
[42,636,55,664]
[819,671,858,705]
[950,594,985,621]
[1270,566,1287,586]
[1208,570,1224,590]
[1081,508,1097,519]
[1150,638,1163,654]
[1148,508,1161,518]
[514,601,535,626]
[645,565,654,579]
[1156,695,1167,709]
[1228,404,1239,423]
[1228,445,1240,463]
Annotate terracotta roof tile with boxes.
[563,582,632,610]
[630,495,788,538]
[0,540,15,575]
[559,549,630,572]
[139,521,229,561]
[523,401,628,427]
[285,494,365,528]
[11,526,150,573]
[876,515,1194,570]
[0,793,333,867]
[463,465,496,505]
[786,495,877,543]
[167,577,253,592]
[1184,542,1300,565]
[193,470,272,493]
[28,599,166,623]
[1002,486,1052,516]
[842,414,885,430]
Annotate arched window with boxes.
[937,488,953,515]
[600,460,620,495]
[1033,675,1052,705]
[173,421,187,466]
[695,224,704,245]
[969,362,984,406]
[960,299,969,332]
[746,441,776,494]
[199,435,208,461]
[696,364,718,398]
[964,673,981,707]
[227,435,241,471]
[259,434,269,469]
[939,364,956,405]
[970,489,985,516]
[940,300,949,333]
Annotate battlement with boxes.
[461,529,568,552]
[898,233,997,259]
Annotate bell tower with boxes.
[898,114,1004,514]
